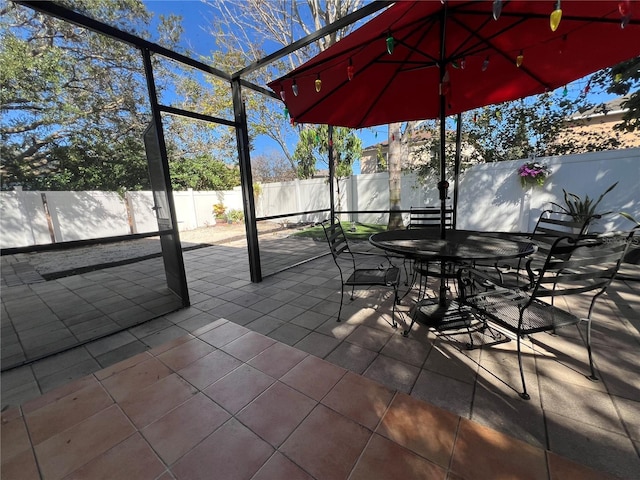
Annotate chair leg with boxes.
[350,284,355,301]
[400,264,418,301]
[391,287,398,328]
[585,317,599,381]
[463,305,476,350]
[465,326,475,350]
[403,301,420,337]
[516,334,530,400]
[403,312,416,337]
[403,259,410,286]
[337,284,345,323]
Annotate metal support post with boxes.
[232,78,262,282]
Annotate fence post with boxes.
[40,193,57,243]
[295,179,302,223]
[188,188,198,229]
[519,189,532,233]
[124,192,135,234]
[349,175,358,223]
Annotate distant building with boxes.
[562,96,639,148]
[361,97,637,173]
[360,128,478,174]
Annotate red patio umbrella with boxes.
[268,0,640,231]
[270,1,639,127]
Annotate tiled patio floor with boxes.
[1,318,621,480]
[2,236,639,479]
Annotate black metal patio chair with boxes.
[407,207,453,230]
[457,229,636,400]
[406,207,455,299]
[492,209,593,288]
[320,218,401,326]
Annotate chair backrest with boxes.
[530,230,635,301]
[407,207,453,230]
[530,210,591,260]
[533,209,590,236]
[320,218,355,268]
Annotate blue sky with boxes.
[144,1,216,57]
[141,1,618,175]
[142,0,380,173]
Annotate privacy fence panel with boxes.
[2,148,638,249]
[0,190,50,248]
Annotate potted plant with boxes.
[212,203,226,224]
[550,182,618,225]
[517,161,551,188]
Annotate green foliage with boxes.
[164,49,258,165]
[1,132,150,191]
[464,93,573,163]
[0,0,181,190]
[376,144,387,171]
[293,222,386,241]
[294,128,320,178]
[590,57,640,133]
[407,59,639,187]
[169,155,240,190]
[292,125,361,179]
[619,212,639,226]
[226,209,244,223]
[550,182,618,224]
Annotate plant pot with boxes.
[520,176,545,188]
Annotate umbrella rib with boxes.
[444,10,495,62]
[290,2,442,128]
[282,42,369,80]
[453,17,554,90]
[393,18,441,65]
[356,9,440,127]
[277,1,640,128]
[279,0,425,81]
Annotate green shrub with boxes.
[227,209,244,223]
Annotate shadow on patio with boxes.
[1,233,639,479]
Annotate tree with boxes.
[293,125,361,210]
[204,0,367,172]
[206,0,365,69]
[387,123,403,229]
[404,60,640,188]
[163,49,262,166]
[0,0,181,190]
[202,0,416,230]
[462,63,640,163]
[169,154,240,190]
[463,93,573,162]
[19,134,151,192]
[251,153,297,183]
[590,57,640,133]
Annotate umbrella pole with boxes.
[438,104,448,240]
[437,5,449,306]
[453,113,462,230]
[328,125,335,223]
[437,102,448,307]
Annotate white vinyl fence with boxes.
[1,148,638,249]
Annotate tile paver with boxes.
[1,239,638,480]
